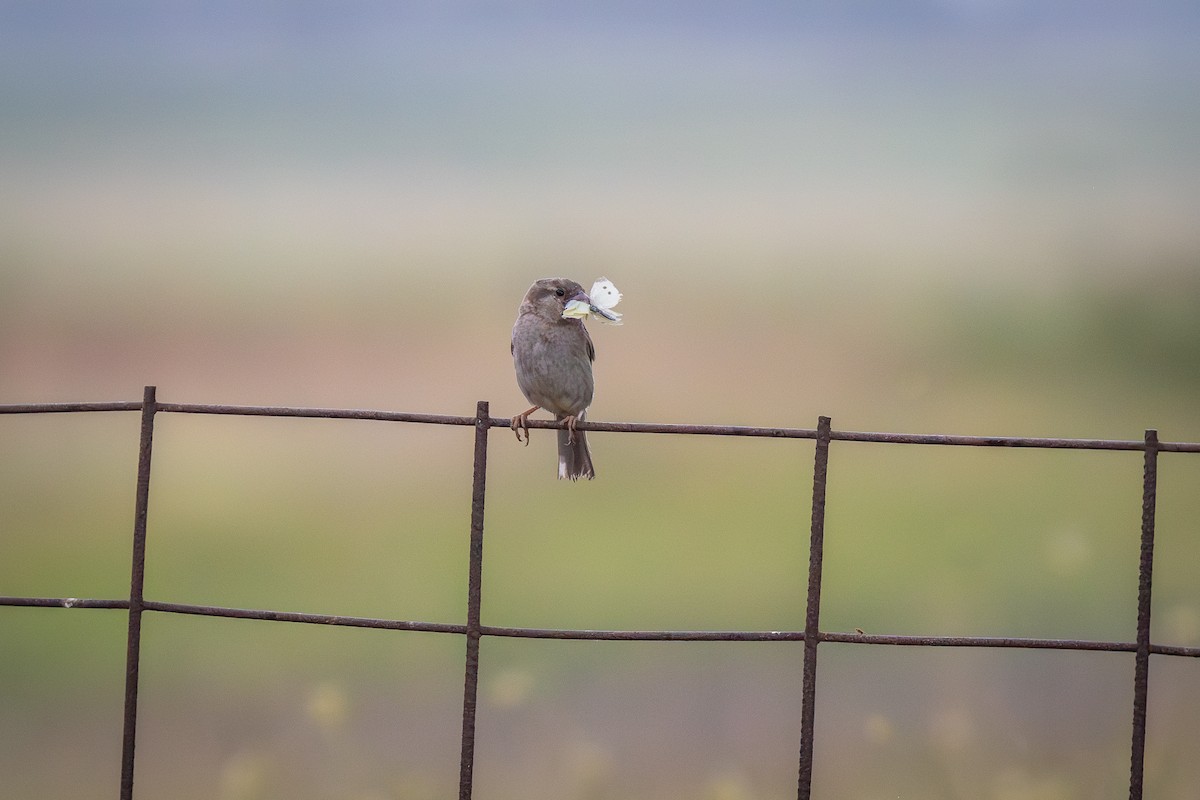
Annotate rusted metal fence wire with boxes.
[2,386,1199,800]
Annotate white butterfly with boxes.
[562,277,623,325]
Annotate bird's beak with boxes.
[560,292,593,321]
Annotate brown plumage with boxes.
[511,277,596,480]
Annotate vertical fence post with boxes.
[1128,428,1159,800]
[797,415,832,800]
[458,401,490,800]
[120,386,157,800]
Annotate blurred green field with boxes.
[4,291,1199,799]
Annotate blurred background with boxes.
[2,2,1199,798]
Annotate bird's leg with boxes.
[511,406,539,446]
[561,414,580,446]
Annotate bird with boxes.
[511,277,597,480]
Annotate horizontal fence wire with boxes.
[3,596,1200,655]
[2,389,1199,800]
[7,397,1200,451]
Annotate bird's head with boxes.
[522,277,590,321]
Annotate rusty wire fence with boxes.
[2,385,1199,800]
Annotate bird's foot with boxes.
[511,406,539,446]
[561,414,580,445]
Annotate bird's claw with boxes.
[562,415,579,446]
[511,406,538,446]
[511,416,529,445]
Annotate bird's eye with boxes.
[554,288,566,297]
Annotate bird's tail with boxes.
[557,414,595,481]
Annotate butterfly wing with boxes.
[588,278,623,324]
[589,279,622,310]
[561,299,592,320]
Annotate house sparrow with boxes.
[511,278,596,480]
